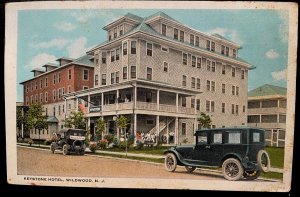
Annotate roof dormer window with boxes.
[162,24,167,36]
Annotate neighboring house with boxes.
[247,84,287,147]
[20,55,94,140]
[16,102,29,138]
[65,11,253,144]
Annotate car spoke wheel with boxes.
[222,158,244,181]
[185,166,196,173]
[243,170,261,180]
[63,144,69,156]
[164,153,177,172]
[257,150,270,173]
[50,144,55,154]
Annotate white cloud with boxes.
[271,69,287,81]
[69,10,121,23]
[54,21,77,32]
[26,53,57,69]
[206,28,243,45]
[265,49,280,59]
[29,38,70,50]
[66,37,89,59]
[277,10,289,43]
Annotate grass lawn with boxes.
[261,171,283,180]
[266,147,284,168]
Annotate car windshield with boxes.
[69,130,85,136]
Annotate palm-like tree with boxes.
[197,112,212,128]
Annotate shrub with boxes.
[118,141,128,150]
[89,142,97,153]
[135,141,144,150]
[44,138,53,145]
[103,134,115,144]
[97,139,108,149]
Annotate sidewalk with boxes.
[17,143,283,173]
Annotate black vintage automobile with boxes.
[50,128,86,156]
[164,127,271,181]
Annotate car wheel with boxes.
[164,153,177,172]
[185,166,196,173]
[50,144,55,154]
[257,150,270,173]
[62,144,69,156]
[222,158,244,181]
[243,170,261,180]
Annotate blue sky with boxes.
[17,9,289,102]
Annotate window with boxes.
[182,123,186,136]
[182,75,187,87]
[131,41,136,54]
[40,79,43,89]
[102,51,107,64]
[236,105,239,115]
[146,67,152,80]
[123,42,127,55]
[68,85,71,93]
[231,104,235,114]
[26,97,29,105]
[211,81,215,92]
[26,85,29,93]
[45,77,49,87]
[195,36,199,47]
[221,45,225,55]
[53,106,55,116]
[197,132,207,144]
[146,119,154,125]
[196,99,200,110]
[182,53,187,65]
[83,86,89,90]
[131,66,136,79]
[227,131,241,144]
[102,74,107,85]
[146,92,152,102]
[174,28,178,40]
[232,86,235,95]
[58,73,61,83]
[58,88,61,100]
[146,43,152,56]
[53,74,56,84]
[222,103,226,113]
[114,28,117,38]
[123,67,127,79]
[45,92,48,102]
[108,31,112,41]
[191,77,195,88]
[58,105,61,116]
[95,74,99,86]
[35,94,38,102]
[35,81,37,90]
[222,84,226,94]
[197,57,201,68]
[241,70,245,79]
[31,82,33,91]
[161,46,168,52]
[119,25,123,36]
[180,30,184,42]
[213,133,222,144]
[67,69,71,80]
[182,97,186,107]
[233,49,237,58]
[162,24,167,36]
[232,67,235,77]
[116,48,120,61]
[197,78,200,89]
[62,87,65,95]
[53,90,56,101]
[211,101,215,112]
[212,62,216,72]
[83,69,89,80]
[111,73,115,84]
[211,42,215,52]
[190,34,194,45]
[243,105,246,113]
[206,40,210,50]
[236,86,239,96]
[111,51,115,62]
[191,98,195,108]
[207,60,211,71]
[191,56,196,67]
[163,62,168,72]
[206,100,210,112]
[116,72,119,83]
[222,65,226,75]
[202,57,206,68]
[69,103,71,109]
[40,93,43,103]
[226,47,229,56]
[261,115,277,123]
[62,104,65,113]
[206,80,210,91]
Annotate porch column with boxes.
[87,117,91,141]
[134,113,137,142]
[101,92,104,115]
[166,117,169,144]
[175,117,179,145]
[194,118,198,132]
[156,115,159,143]
[157,90,160,110]
[76,97,79,111]
[176,93,179,113]
[116,89,119,110]
[134,85,137,108]
[88,94,90,113]
[194,97,197,114]
[277,99,280,108]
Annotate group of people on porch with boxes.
[135,131,174,144]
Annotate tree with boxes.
[197,112,212,128]
[95,117,106,141]
[16,107,24,138]
[63,111,87,129]
[116,115,129,132]
[26,103,48,141]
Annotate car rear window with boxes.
[213,132,222,144]
[250,129,264,143]
[224,130,242,144]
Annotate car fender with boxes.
[164,149,192,166]
[221,153,244,166]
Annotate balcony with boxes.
[248,122,286,129]
[248,107,286,115]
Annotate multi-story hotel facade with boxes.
[65,12,253,144]
[20,55,94,140]
[247,84,287,147]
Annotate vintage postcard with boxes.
[5,1,298,192]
